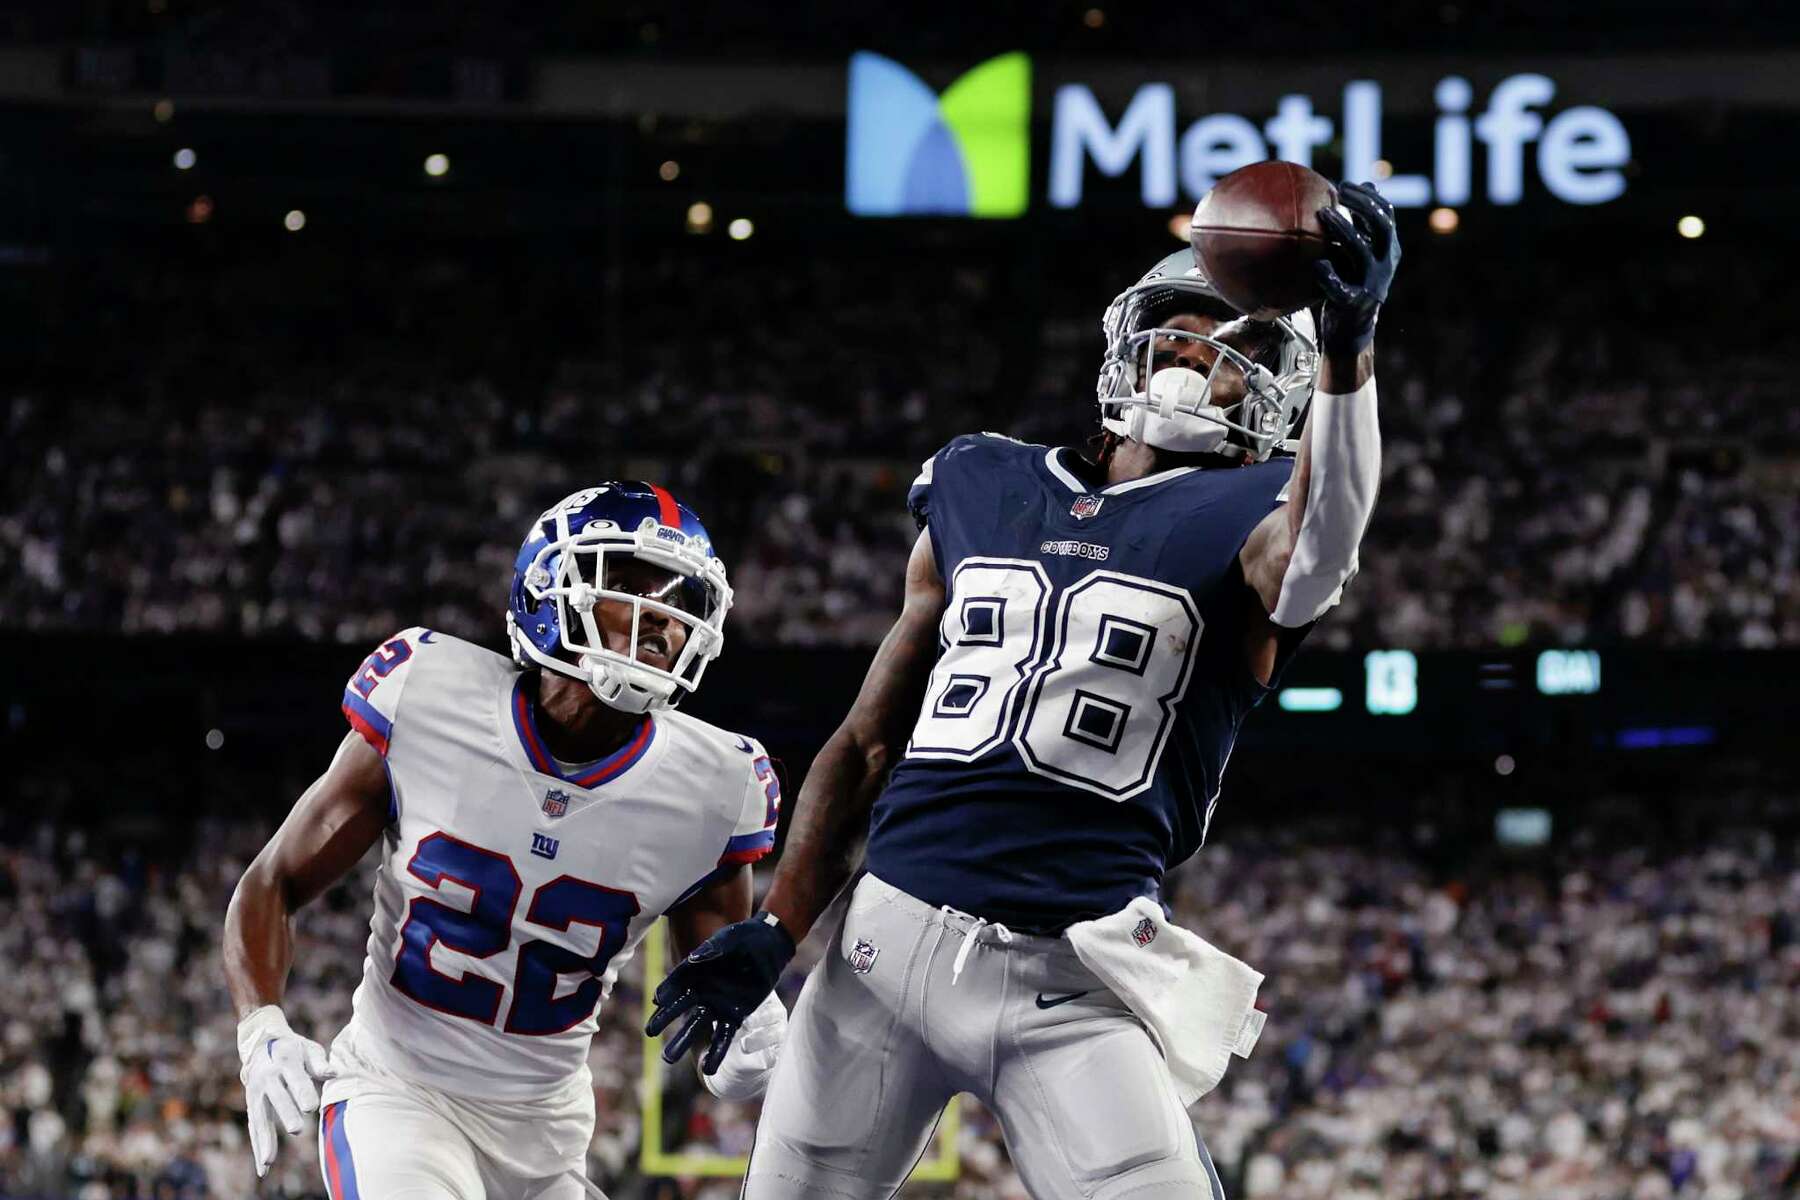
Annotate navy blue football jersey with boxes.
[865,433,1303,931]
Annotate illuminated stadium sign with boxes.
[1536,649,1602,695]
[1365,650,1419,715]
[845,52,1031,217]
[848,54,1630,216]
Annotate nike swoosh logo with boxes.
[735,736,754,753]
[1035,991,1090,1010]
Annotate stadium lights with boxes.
[186,195,213,224]
[173,147,196,170]
[1429,206,1459,234]
[205,728,224,750]
[1494,754,1516,776]
[1364,650,1418,715]
[1616,725,1716,749]
[1677,214,1705,239]
[424,153,450,178]
[686,201,714,234]
[1536,649,1600,695]
[1496,808,1550,846]
[728,218,754,240]
[659,160,680,181]
[284,210,306,232]
[1277,687,1343,712]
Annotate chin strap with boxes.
[1271,377,1381,627]
[582,654,673,714]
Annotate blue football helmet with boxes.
[507,483,732,714]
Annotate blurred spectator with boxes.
[4,238,1797,649]
[1,773,1794,1198]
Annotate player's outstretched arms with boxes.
[645,530,945,1071]
[1242,180,1397,676]
[762,527,944,943]
[223,731,390,1176]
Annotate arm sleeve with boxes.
[719,738,782,867]
[340,627,431,756]
[1271,379,1381,628]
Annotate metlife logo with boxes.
[847,54,1632,216]
[845,52,1031,217]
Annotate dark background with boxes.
[3,4,1799,1198]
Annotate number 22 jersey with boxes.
[333,629,780,1101]
[866,433,1302,932]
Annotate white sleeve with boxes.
[340,626,432,755]
[718,737,781,867]
[1271,379,1381,628]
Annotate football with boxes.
[1189,160,1337,319]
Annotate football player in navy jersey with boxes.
[648,183,1399,1198]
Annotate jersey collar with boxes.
[1043,448,1200,497]
[508,675,656,789]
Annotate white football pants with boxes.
[317,1027,594,1200]
[743,873,1226,1200]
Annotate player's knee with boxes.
[1087,1157,1225,1200]
[743,1163,878,1200]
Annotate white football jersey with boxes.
[333,628,780,1101]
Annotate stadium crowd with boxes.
[1,768,1795,1200]
[4,236,1797,652]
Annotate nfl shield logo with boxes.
[541,788,570,820]
[1132,917,1157,947]
[848,938,880,975]
[1071,495,1105,519]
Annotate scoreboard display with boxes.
[1246,646,1755,757]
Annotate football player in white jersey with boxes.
[223,482,789,1199]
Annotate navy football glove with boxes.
[645,912,795,1074]
[1313,180,1401,357]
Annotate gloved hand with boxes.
[1313,180,1401,356]
[698,990,789,1101]
[237,1005,334,1178]
[645,912,795,1074]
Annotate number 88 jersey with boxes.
[865,433,1302,933]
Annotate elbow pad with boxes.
[1271,378,1381,627]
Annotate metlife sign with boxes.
[847,54,1631,216]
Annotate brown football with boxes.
[1189,161,1337,319]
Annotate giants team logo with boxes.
[541,788,570,819]
[1132,917,1157,947]
[848,938,880,974]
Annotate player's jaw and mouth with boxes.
[633,627,676,670]
[592,609,682,672]
[596,561,691,673]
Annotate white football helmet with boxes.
[1096,247,1318,462]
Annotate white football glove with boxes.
[237,1005,334,1177]
[699,990,787,1101]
